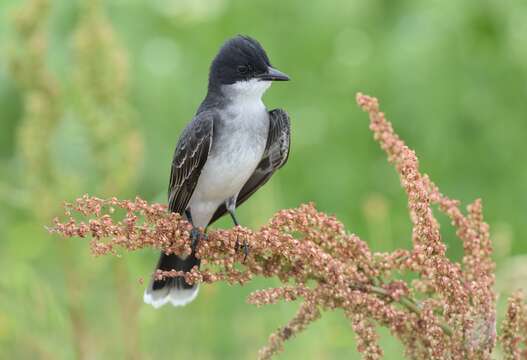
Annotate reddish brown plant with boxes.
[50,93,526,359]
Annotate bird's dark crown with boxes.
[208,35,271,87]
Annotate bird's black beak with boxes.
[257,67,290,81]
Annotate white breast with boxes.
[187,84,270,228]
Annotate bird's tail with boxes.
[143,252,200,308]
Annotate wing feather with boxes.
[168,111,215,214]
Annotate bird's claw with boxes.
[190,228,201,253]
[242,241,249,263]
[235,235,249,263]
[234,236,239,252]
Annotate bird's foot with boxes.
[235,236,250,263]
[242,240,249,262]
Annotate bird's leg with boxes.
[228,208,242,253]
[185,209,202,254]
[226,197,249,262]
[229,211,240,227]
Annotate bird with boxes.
[144,35,291,308]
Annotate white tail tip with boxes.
[144,285,199,309]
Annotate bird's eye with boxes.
[237,65,249,75]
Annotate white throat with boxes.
[221,79,272,103]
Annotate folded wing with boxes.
[168,111,215,214]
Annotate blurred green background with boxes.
[1,0,526,358]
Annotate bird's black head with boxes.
[208,35,290,89]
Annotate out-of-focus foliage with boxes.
[0,0,526,359]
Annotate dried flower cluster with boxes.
[500,291,527,359]
[9,1,144,358]
[9,0,142,219]
[50,93,526,359]
[9,0,62,216]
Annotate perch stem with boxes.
[366,285,453,336]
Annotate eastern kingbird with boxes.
[144,35,291,308]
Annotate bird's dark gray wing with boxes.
[209,108,290,224]
[168,111,215,214]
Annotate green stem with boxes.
[363,285,453,336]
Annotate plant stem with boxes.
[352,284,453,336]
